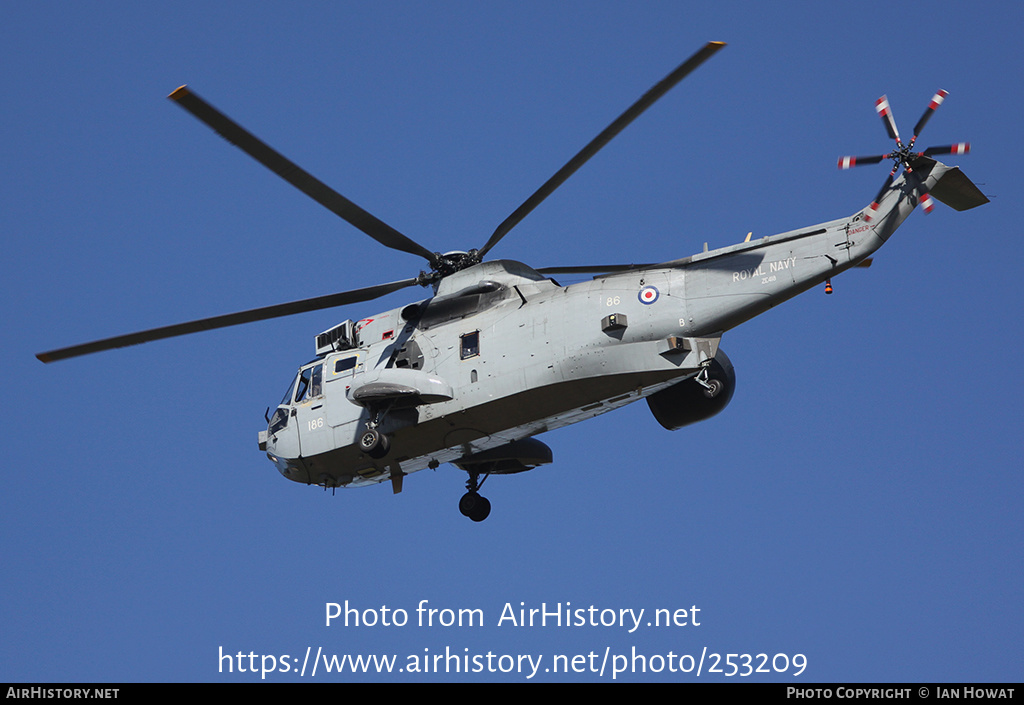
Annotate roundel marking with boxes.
[638,285,660,305]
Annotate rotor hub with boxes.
[431,249,482,278]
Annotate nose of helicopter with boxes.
[265,449,298,479]
[263,427,304,482]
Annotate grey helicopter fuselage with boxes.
[262,156,938,491]
[37,43,987,521]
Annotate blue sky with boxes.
[3,1,1021,682]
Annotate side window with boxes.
[460,331,480,360]
[334,356,357,375]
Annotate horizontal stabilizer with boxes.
[930,166,989,211]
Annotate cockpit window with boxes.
[268,407,289,435]
[295,363,324,403]
[281,376,298,406]
[310,364,323,397]
[294,367,312,403]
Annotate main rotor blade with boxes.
[169,86,438,267]
[536,263,653,275]
[477,41,726,259]
[36,277,421,363]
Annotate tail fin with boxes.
[928,163,989,211]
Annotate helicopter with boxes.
[37,41,987,521]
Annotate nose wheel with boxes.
[459,470,491,522]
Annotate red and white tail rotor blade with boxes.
[875,95,902,146]
[909,89,948,148]
[837,154,887,170]
[922,142,971,157]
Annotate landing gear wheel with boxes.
[702,378,723,399]
[359,429,390,459]
[459,492,491,522]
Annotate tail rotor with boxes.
[838,89,972,221]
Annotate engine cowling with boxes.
[646,349,736,430]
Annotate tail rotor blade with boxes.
[922,142,971,157]
[838,154,887,170]
[910,89,949,146]
[875,95,902,146]
[864,171,896,222]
